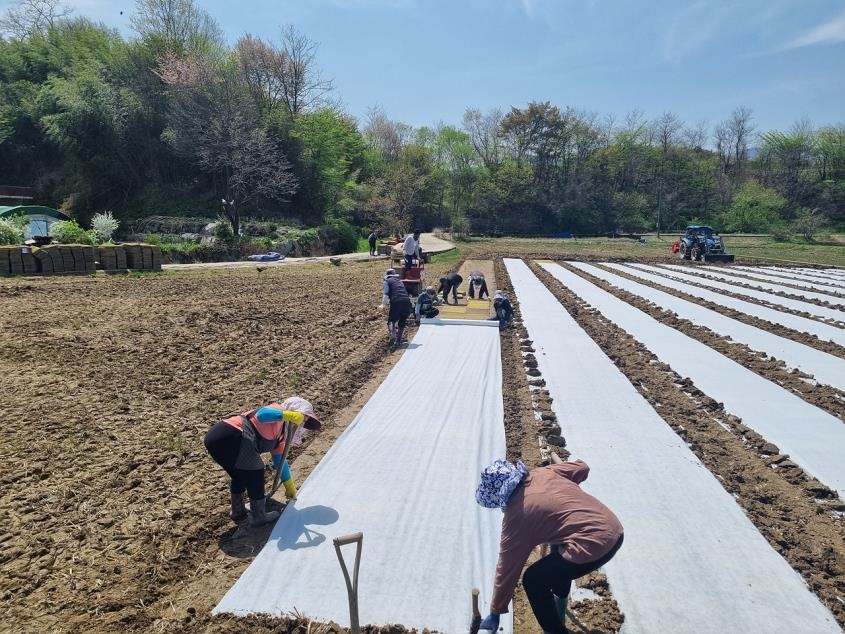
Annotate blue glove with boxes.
[479,613,500,631]
[271,456,291,480]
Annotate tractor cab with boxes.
[678,225,734,263]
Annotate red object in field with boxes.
[401,260,425,296]
[671,241,680,253]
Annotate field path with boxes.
[506,259,841,633]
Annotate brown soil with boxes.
[1,255,843,634]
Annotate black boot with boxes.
[230,490,247,522]
[249,497,280,527]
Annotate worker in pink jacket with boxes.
[476,458,623,634]
[204,396,322,527]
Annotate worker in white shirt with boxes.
[402,230,421,274]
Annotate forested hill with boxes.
[1,0,843,238]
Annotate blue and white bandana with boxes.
[475,460,529,509]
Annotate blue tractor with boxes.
[678,225,734,263]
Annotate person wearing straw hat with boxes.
[476,459,624,634]
[204,396,322,526]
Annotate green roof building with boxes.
[0,205,71,239]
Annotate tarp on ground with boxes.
[549,261,845,498]
[576,262,845,390]
[505,258,840,633]
[214,319,513,633]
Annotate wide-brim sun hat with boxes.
[281,396,322,430]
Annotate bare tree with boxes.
[715,107,754,178]
[682,119,709,150]
[363,107,413,164]
[131,0,223,52]
[650,111,683,155]
[236,34,285,112]
[277,25,334,121]
[462,107,503,170]
[157,53,297,237]
[0,0,72,39]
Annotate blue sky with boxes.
[5,0,845,136]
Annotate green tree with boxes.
[720,181,786,232]
[288,108,369,223]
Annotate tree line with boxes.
[1,0,844,240]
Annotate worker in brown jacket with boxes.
[476,459,623,634]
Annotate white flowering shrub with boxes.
[91,211,120,243]
[0,218,25,245]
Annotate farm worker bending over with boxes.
[437,271,463,305]
[490,290,514,330]
[382,268,413,346]
[414,286,442,323]
[468,270,489,299]
[476,459,624,634]
[402,229,421,273]
[204,396,322,527]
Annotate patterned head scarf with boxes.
[475,459,529,509]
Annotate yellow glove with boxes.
[283,478,298,500]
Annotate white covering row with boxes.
[215,320,512,633]
[506,258,840,633]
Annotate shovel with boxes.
[334,532,363,634]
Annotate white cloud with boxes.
[785,12,845,50]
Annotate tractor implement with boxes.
[703,252,735,263]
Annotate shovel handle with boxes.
[472,587,481,618]
[270,423,297,497]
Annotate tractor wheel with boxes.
[680,243,691,260]
[692,246,703,262]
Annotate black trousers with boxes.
[523,534,624,634]
[204,421,266,499]
[469,279,489,299]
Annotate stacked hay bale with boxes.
[0,243,161,276]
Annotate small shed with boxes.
[0,205,71,239]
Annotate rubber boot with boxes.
[230,490,247,522]
[249,497,280,527]
[396,326,405,345]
